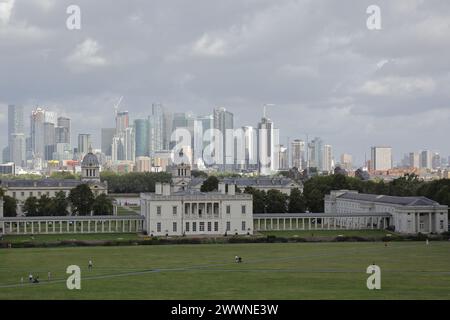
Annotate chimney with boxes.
[218,182,226,194]
[228,184,235,196]
[162,183,171,196]
[155,182,162,195]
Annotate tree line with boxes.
[0,184,113,217]
[100,171,172,193]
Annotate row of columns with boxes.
[0,219,144,235]
[183,202,220,216]
[253,216,389,231]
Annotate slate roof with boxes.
[189,177,301,188]
[81,152,100,166]
[1,179,82,188]
[338,192,440,206]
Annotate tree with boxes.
[92,194,113,215]
[266,189,288,213]
[50,171,77,180]
[244,187,266,213]
[200,176,219,192]
[288,188,306,213]
[306,188,323,212]
[23,196,39,216]
[191,170,208,178]
[37,194,54,216]
[69,184,95,216]
[52,191,69,216]
[100,171,171,193]
[3,195,17,217]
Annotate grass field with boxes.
[1,233,141,244]
[259,230,393,238]
[1,241,450,300]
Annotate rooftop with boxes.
[337,192,441,206]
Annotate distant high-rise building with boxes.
[370,146,392,171]
[240,126,257,171]
[193,115,214,166]
[8,105,25,165]
[340,153,353,170]
[124,127,135,162]
[55,117,71,144]
[308,137,323,170]
[78,134,92,156]
[322,144,333,172]
[214,107,234,170]
[257,111,278,175]
[9,133,25,167]
[116,111,129,134]
[277,145,289,171]
[420,150,432,170]
[30,107,46,160]
[44,122,56,160]
[163,111,173,150]
[101,128,115,157]
[291,139,305,170]
[408,152,420,169]
[136,156,152,172]
[44,111,57,125]
[432,152,441,170]
[134,119,149,157]
[149,103,164,155]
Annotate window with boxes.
[226,205,231,214]
[440,220,444,229]
[38,192,41,196]
[173,222,177,232]
[242,221,246,231]
[173,206,177,215]
[156,222,161,232]
[241,205,246,214]
[21,192,24,197]
[192,222,197,232]
[29,192,33,197]
[12,192,16,198]
[214,222,219,232]
[207,222,212,232]
[226,221,231,231]
[185,222,190,232]
[156,206,161,215]
[199,222,205,232]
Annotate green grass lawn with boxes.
[117,206,139,215]
[1,233,141,243]
[1,242,449,299]
[259,230,394,238]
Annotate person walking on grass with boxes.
[28,273,33,283]
[88,259,93,271]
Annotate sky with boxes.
[0,0,449,166]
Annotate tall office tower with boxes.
[101,128,115,157]
[163,111,173,150]
[30,107,46,160]
[2,147,9,163]
[340,153,353,170]
[55,117,71,144]
[432,152,441,169]
[134,119,149,157]
[277,145,289,171]
[322,144,333,172]
[124,127,136,162]
[420,150,432,169]
[193,115,214,165]
[241,126,257,171]
[291,139,305,170]
[370,146,393,171]
[111,136,124,162]
[116,111,129,134]
[9,133,25,167]
[8,105,25,164]
[78,134,92,155]
[148,103,164,155]
[257,111,277,175]
[171,112,195,155]
[44,111,57,125]
[44,122,56,160]
[308,137,323,170]
[213,107,234,170]
[408,152,420,168]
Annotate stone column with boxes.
[429,213,432,233]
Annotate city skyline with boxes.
[1,1,450,165]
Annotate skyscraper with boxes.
[291,139,305,170]
[277,145,289,171]
[78,134,92,155]
[214,107,234,170]
[420,150,432,169]
[408,152,420,169]
[340,153,353,170]
[30,107,46,160]
[148,103,164,155]
[257,112,277,175]
[56,117,71,144]
[116,111,129,134]
[134,119,149,157]
[101,128,116,157]
[370,146,392,171]
[322,144,333,172]
[44,122,56,160]
[308,137,323,170]
[8,105,25,165]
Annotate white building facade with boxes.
[141,183,253,237]
[325,190,448,234]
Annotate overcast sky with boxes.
[1,0,449,166]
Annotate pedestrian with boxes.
[28,273,33,283]
[235,255,239,263]
[88,259,93,270]
[426,239,429,245]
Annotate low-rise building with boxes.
[325,190,448,234]
[141,182,253,237]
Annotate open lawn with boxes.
[1,241,449,299]
[259,230,394,238]
[1,233,141,244]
